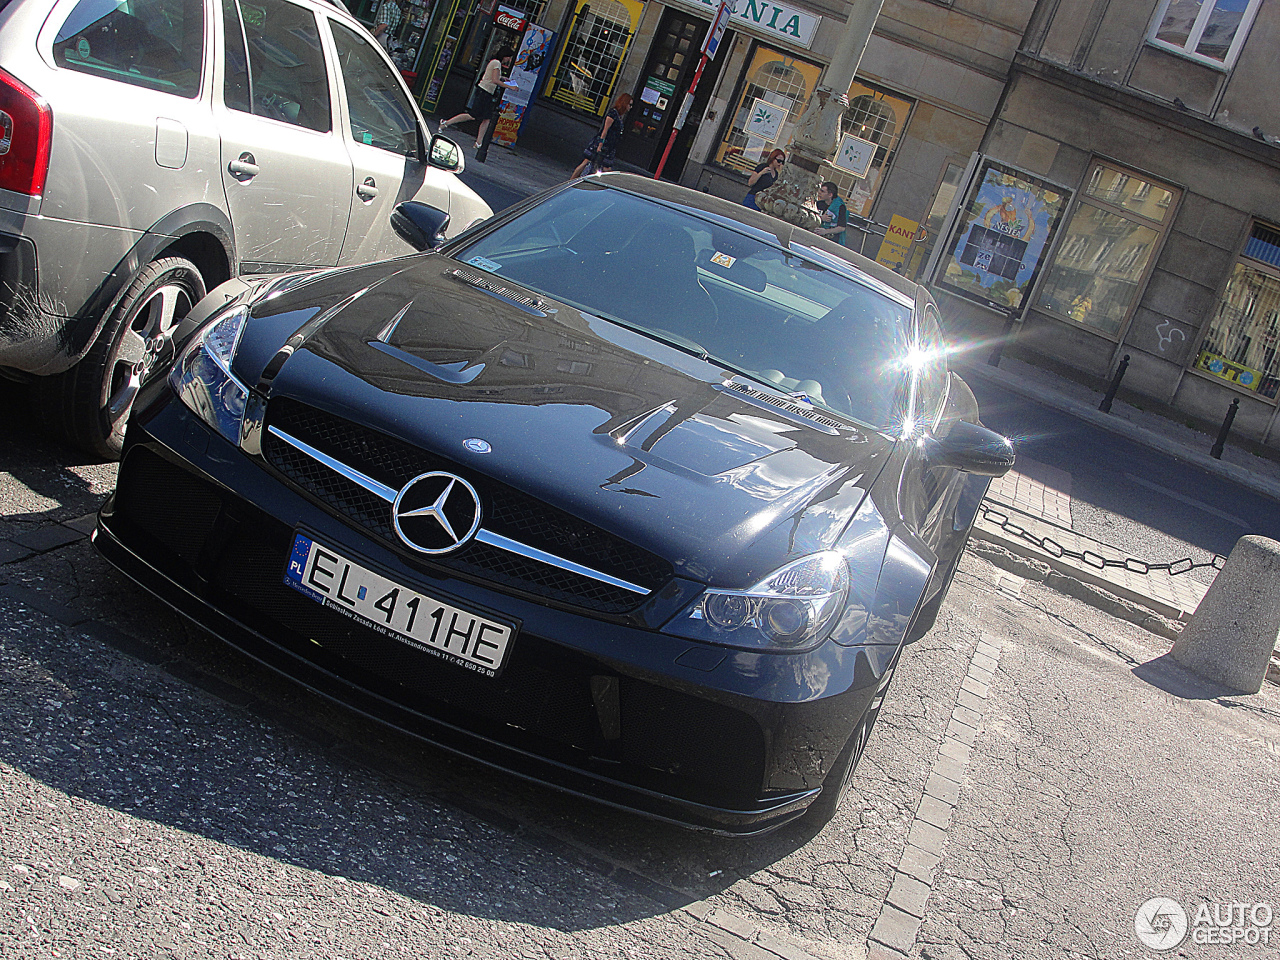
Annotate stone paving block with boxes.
[898,843,942,885]
[753,930,827,960]
[916,794,954,831]
[951,704,982,728]
[976,640,1001,659]
[906,818,948,856]
[939,738,972,765]
[63,513,98,536]
[869,904,921,954]
[0,540,35,565]
[967,663,994,685]
[924,772,960,805]
[955,688,985,713]
[11,524,83,552]
[695,924,777,960]
[932,755,967,785]
[886,872,932,919]
[705,908,758,941]
[960,675,990,699]
[945,719,977,746]
[971,651,998,673]
[866,945,907,960]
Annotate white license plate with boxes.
[284,532,516,678]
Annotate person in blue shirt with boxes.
[815,181,850,246]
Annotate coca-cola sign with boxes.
[494,11,526,30]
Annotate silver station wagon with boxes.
[0,0,490,456]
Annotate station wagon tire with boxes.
[37,257,206,460]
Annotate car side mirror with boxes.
[428,133,464,172]
[391,201,451,251]
[921,420,1016,477]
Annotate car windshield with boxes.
[453,183,914,430]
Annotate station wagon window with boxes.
[54,0,205,97]
[330,20,418,157]
[224,0,331,132]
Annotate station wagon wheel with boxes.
[35,256,205,460]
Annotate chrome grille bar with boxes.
[267,426,650,596]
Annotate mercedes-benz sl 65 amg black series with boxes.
[94,174,1015,834]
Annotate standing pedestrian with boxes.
[371,0,402,51]
[571,94,633,177]
[815,181,849,246]
[439,50,517,149]
[743,149,785,209]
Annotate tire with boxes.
[35,257,205,460]
[803,647,901,827]
[907,527,972,643]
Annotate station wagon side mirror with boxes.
[921,420,1016,477]
[428,133,465,173]
[391,201,451,251]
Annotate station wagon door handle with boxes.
[228,153,259,181]
[356,177,379,201]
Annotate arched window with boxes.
[714,45,821,174]
[546,0,641,115]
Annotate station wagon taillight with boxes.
[0,68,52,198]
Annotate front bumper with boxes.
[96,393,893,834]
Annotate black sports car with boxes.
[94,174,1014,834]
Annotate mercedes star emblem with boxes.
[391,471,482,555]
[463,438,492,454]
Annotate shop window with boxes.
[545,0,642,116]
[713,43,822,174]
[1147,0,1262,69]
[819,81,913,219]
[1036,162,1178,338]
[1195,223,1280,400]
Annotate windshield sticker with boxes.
[711,252,736,268]
[467,256,502,273]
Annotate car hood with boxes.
[242,255,897,586]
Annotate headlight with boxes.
[666,551,850,651]
[169,305,251,444]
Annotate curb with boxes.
[958,360,1280,505]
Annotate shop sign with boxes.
[494,9,526,30]
[744,97,786,141]
[875,215,919,272]
[832,133,875,178]
[1197,350,1263,391]
[670,0,820,49]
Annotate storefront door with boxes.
[617,10,711,176]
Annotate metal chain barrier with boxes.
[978,503,1226,577]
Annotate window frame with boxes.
[1145,0,1263,71]
[1190,221,1280,404]
[1033,159,1180,343]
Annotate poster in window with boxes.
[745,98,787,143]
[934,160,1070,317]
[832,133,875,178]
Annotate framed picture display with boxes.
[933,159,1071,316]
[832,133,876,178]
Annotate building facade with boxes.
[934,0,1280,450]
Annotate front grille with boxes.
[111,451,768,805]
[263,398,673,614]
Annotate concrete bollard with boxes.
[1171,536,1280,694]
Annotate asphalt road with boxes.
[968,377,1280,584]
